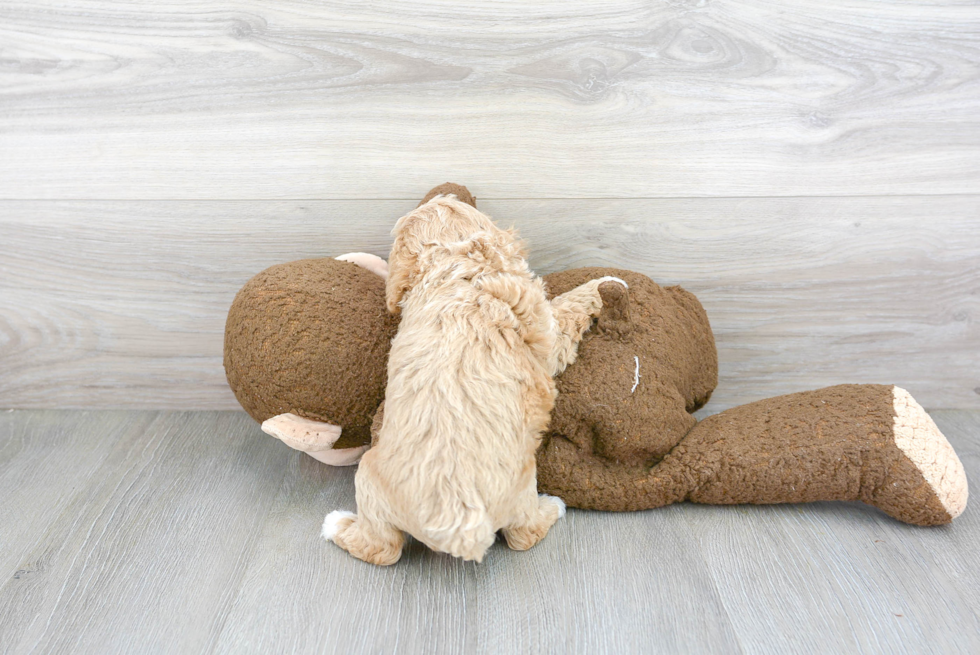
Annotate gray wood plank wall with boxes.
[1,1,978,410]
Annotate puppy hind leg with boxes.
[501,489,566,552]
[323,510,405,566]
[323,463,405,566]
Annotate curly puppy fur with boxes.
[324,195,623,565]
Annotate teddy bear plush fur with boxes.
[534,264,966,525]
[224,184,968,526]
[224,255,398,465]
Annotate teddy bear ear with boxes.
[596,280,632,338]
[417,182,477,208]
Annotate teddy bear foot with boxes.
[261,413,367,466]
[877,386,968,524]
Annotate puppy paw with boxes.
[322,510,356,542]
[502,495,566,551]
[540,494,567,519]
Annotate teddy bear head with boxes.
[224,257,398,448]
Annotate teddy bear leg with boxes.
[536,433,692,512]
[261,413,367,466]
[548,277,628,375]
[682,385,968,526]
[322,462,406,565]
[501,486,567,551]
[865,387,968,525]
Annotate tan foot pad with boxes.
[262,413,342,451]
[892,386,969,520]
[335,252,388,279]
[261,413,367,466]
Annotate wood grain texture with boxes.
[2,196,977,410]
[0,411,156,584]
[1,0,979,199]
[210,448,472,655]
[0,409,977,654]
[896,410,980,622]
[686,409,980,654]
[471,507,742,654]
[685,500,980,654]
[0,410,290,654]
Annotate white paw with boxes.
[322,510,356,542]
[540,494,567,518]
[595,276,628,289]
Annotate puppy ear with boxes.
[451,232,499,265]
[457,228,527,273]
[385,236,418,314]
[497,227,529,264]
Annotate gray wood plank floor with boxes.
[1,409,977,654]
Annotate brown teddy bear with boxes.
[224,185,968,526]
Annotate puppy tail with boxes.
[419,501,496,563]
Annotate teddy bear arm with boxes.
[536,434,694,511]
[587,382,697,465]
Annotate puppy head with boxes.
[386,195,527,313]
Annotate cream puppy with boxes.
[323,196,626,565]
